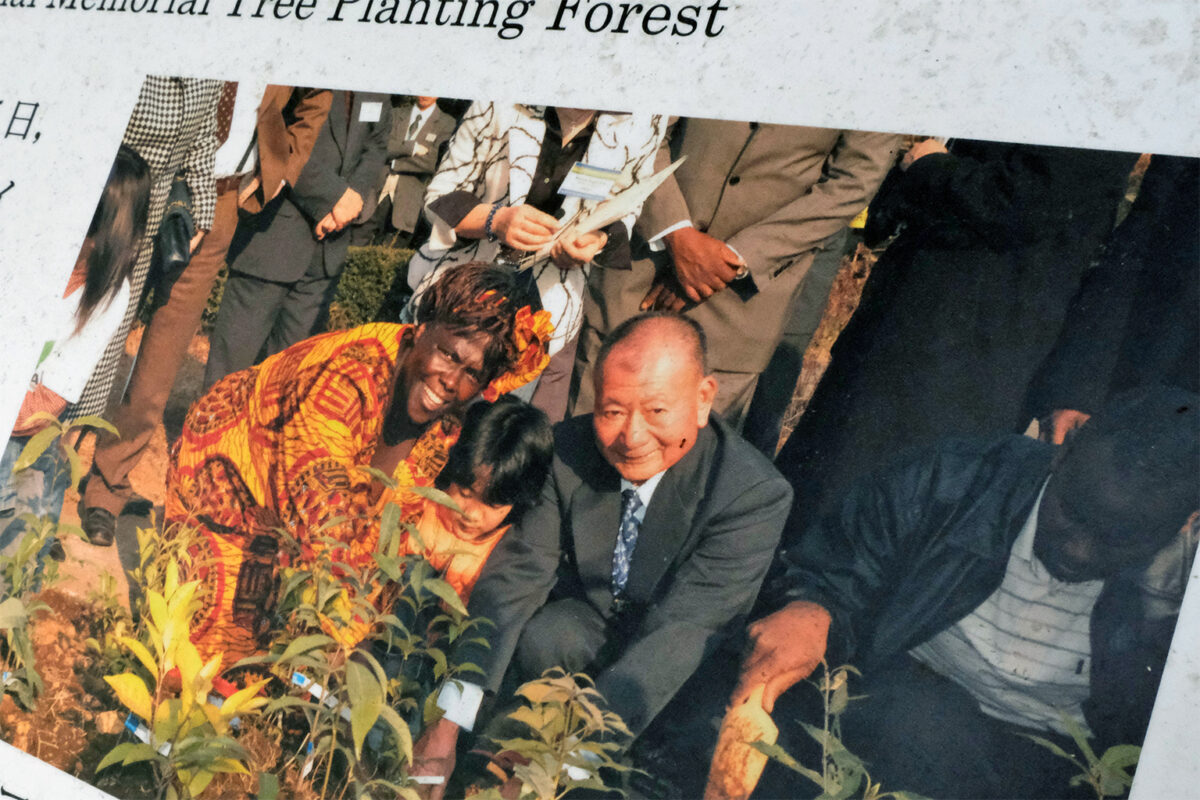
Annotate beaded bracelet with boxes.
[484,202,504,242]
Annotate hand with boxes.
[641,273,692,312]
[237,175,261,206]
[664,227,744,303]
[550,230,608,269]
[189,229,207,254]
[410,716,461,800]
[314,213,339,240]
[330,187,365,228]
[901,138,948,170]
[1045,408,1091,445]
[493,204,559,251]
[732,601,832,713]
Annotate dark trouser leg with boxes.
[529,334,580,424]
[742,228,849,456]
[87,187,238,514]
[351,195,391,246]
[203,269,289,388]
[758,657,1084,800]
[514,597,611,679]
[263,254,338,359]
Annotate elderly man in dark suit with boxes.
[410,312,792,793]
[572,118,900,430]
[354,95,456,247]
[204,89,390,385]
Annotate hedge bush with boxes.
[325,245,415,330]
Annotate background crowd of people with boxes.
[2,75,1197,799]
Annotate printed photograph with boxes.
[0,75,1196,800]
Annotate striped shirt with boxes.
[910,481,1104,736]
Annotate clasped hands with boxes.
[641,226,746,312]
[315,187,365,240]
[490,203,608,269]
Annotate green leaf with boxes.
[409,485,460,512]
[14,427,59,472]
[1061,715,1098,765]
[0,597,30,630]
[104,673,154,720]
[358,464,398,490]
[830,681,849,716]
[65,442,84,491]
[275,633,335,665]
[422,578,468,618]
[346,658,383,759]
[374,554,403,582]
[1016,732,1076,762]
[256,772,280,800]
[96,741,161,772]
[95,742,140,773]
[378,704,413,763]
[750,740,825,787]
[1099,743,1141,772]
[379,502,401,557]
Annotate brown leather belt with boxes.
[215,174,244,194]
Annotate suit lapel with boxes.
[566,430,623,598]
[623,424,716,604]
[327,90,348,158]
[416,106,442,142]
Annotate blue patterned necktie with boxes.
[611,488,643,597]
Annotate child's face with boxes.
[438,474,513,541]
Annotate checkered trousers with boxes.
[65,76,222,422]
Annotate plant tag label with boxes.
[558,162,620,201]
[124,714,171,756]
[291,671,352,721]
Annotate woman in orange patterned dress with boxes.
[166,263,553,663]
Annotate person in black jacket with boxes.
[774,139,1140,538]
[1027,154,1199,444]
[732,387,1198,799]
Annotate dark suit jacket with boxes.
[465,414,791,734]
[384,102,456,232]
[584,119,899,375]
[228,90,390,283]
[1027,154,1200,416]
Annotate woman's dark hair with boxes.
[435,395,554,525]
[413,262,529,383]
[76,144,151,332]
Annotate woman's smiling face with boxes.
[400,324,492,425]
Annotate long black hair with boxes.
[435,395,554,524]
[75,144,151,332]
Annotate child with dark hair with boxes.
[417,395,554,602]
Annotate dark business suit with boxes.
[205,90,390,385]
[354,100,457,245]
[574,119,900,425]
[465,414,791,735]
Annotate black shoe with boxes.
[81,507,116,547]
[46,538,66,562]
